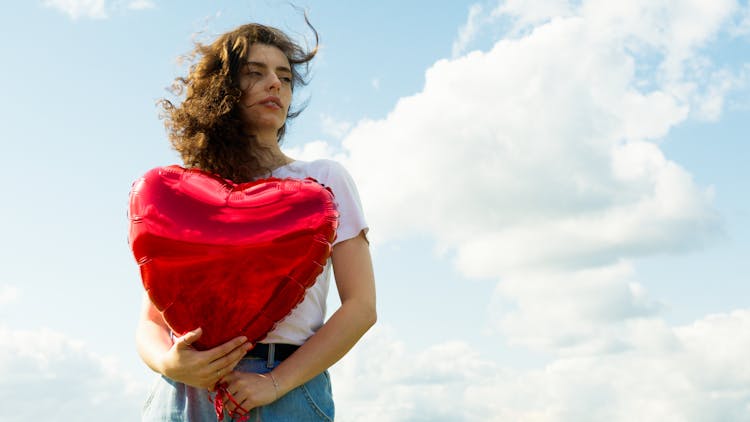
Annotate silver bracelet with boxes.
[268,371,280,399]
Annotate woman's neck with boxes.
[254,144,293,171]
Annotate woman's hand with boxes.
[159,327,253,390]
[221,370,279,414]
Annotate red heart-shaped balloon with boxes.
[128,165,338,350]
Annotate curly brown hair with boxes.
[159,19,318,183]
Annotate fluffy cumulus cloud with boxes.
[43,0,107,19]
[332,313,750,421]
[331,326,502,421]
[490,262,664,354]
[341,5,726,271]
[322,0,745,356]
[320,113,354,139]
[0,324,146,421]
[296,1,750,419]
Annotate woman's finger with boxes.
[213,353,243,385]
[232,397,250,416]
[175,327,203,350]
[210,343,249,389]
[221,371,238,384]
[204,335,249,360]
[211,343,252,369]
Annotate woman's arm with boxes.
[223,231,377,408]
[135,294,252,389]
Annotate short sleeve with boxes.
[319,160,368,246]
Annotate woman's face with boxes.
[238,43,293,136]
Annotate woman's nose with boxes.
[267,73,281,91]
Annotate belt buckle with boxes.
[266,343,276,368]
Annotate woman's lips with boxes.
[258,96,282,109]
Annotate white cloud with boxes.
[452,3,486,57]
[491,0,576,35]
[43,0,156,19]
[332,326,502,421]
[340,13,721,273]
[43,0,107,19]
[304,5,747,418]
[126,0,154,10]
[489,0,744,116]
[0,325,146,421]
[320,114,353,139]
[675,310,750,393]
[334,313,750,421]
[691,67,749,120]
[731,4,750,37]
[575,0,739,93]
[490,262,665,354]
[282,139,341,162]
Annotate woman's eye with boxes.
[281,77,292,84]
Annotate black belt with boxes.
[246,343,299,366]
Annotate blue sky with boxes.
[1,1,749,420]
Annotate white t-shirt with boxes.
[261,159,368,345]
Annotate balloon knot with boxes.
[210,382,250,421]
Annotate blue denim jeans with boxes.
[142,357,334,421]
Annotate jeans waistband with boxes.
[246,343,300,367]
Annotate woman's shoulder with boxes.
[280,159,351,183]
[291,158,345,172]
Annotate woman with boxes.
[136,21,377,421]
